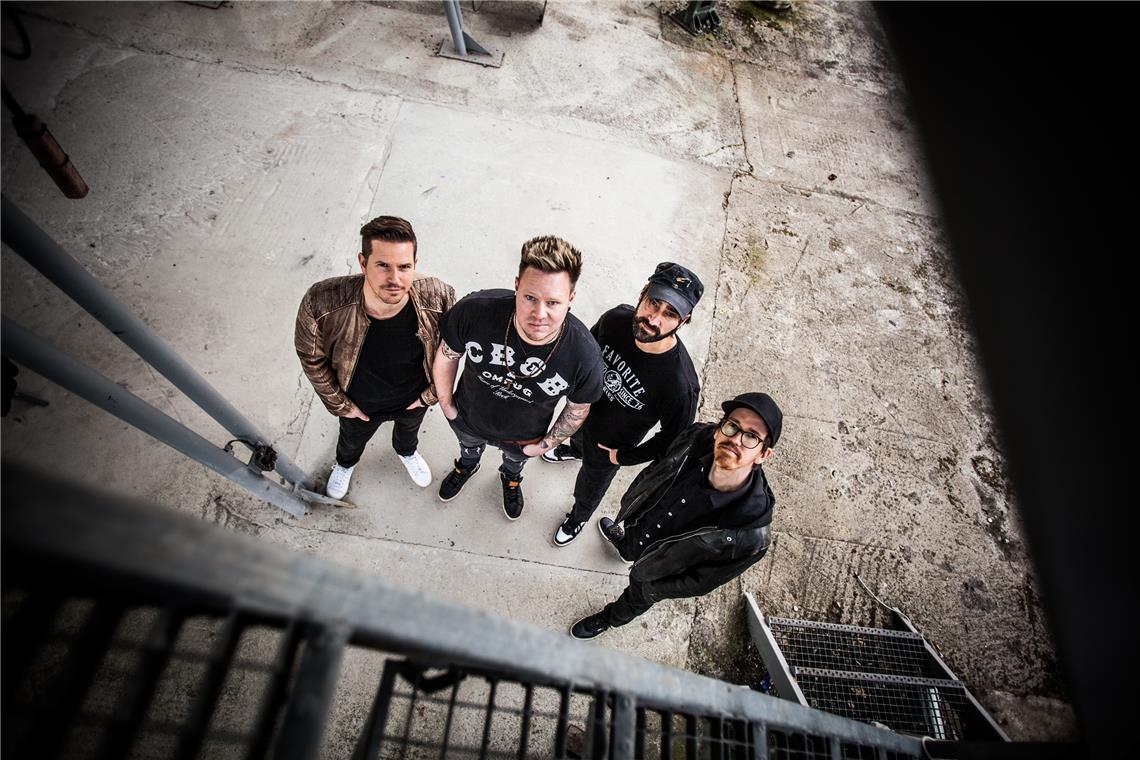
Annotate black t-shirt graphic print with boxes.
[440,289,604,442]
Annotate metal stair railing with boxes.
[2,463,923,759]
[0,195,346,517]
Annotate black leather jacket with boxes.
[616,422,774,601]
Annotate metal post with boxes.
[437,0,503,67]
[2,318,308,517]
[0,195,315,490]
[443,0,467,57]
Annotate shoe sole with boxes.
[503,504,523,522]
[568,621,602,640]
[439,486,468,503]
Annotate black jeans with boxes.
[446,413,530,479]
[602,580,656,626]
[336,405,427,467]
[568,428,620,523]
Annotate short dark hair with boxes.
[360,216,417,260]
[519,236,583,286]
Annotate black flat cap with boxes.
[646,262,704,319]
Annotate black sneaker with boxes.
[598,517,629,561]
[570,612,610,640]
[553,513,586,547]
[501,473,524,520]
[541,444,580,463]
[439,460,480,502]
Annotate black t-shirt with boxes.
[346,298,426,416]
[440,289,604,441]
[586,305,700,466]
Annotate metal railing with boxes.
[1,195,338,516]
[2,464,924,759]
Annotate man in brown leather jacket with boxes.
[295,216,455,500]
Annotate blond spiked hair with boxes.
[518,236,583,286]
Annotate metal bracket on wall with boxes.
[438,0,503,68]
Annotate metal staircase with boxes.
[746,595,1008,745]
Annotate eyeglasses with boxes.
[719,418,766,449]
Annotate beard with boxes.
[713,441,743,468]
[632,317,680,343]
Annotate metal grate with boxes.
[768,729,831,759]
[768,618,935,678]
[794,669,973,741]
[746,595,1007,744]
[0,592,345,760]
[364,661,790,759]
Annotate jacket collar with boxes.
[695,449,773,528]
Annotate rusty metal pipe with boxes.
[2,82,89,199]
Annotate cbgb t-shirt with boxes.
[440,289,604,441]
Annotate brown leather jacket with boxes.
[294,273,455,415]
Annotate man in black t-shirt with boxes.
[433,236,604,520]
[295,216,455,501]
[542,262,704,546]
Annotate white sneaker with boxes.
[326,463,355,500]
[398,451,432,487]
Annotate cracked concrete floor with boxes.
[2,0,1074,746]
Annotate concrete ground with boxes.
[1,0,1074,745]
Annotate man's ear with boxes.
[755,447,775,465]
[514,276,520,291]
[358,252,367,272]
[569,287,576,305]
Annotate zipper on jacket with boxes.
[344,291,371,391]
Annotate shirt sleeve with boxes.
[438,295,468,353]
[567,343,604,404]
[617,383,699,466]
[294,286,352,415]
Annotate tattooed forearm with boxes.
[441,343,463,360]
[541,402,591,449]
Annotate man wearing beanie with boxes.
[543,262,703,547]
[570,392,782,639]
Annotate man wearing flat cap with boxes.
[570,391,783,639]
[543,262,703,547]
